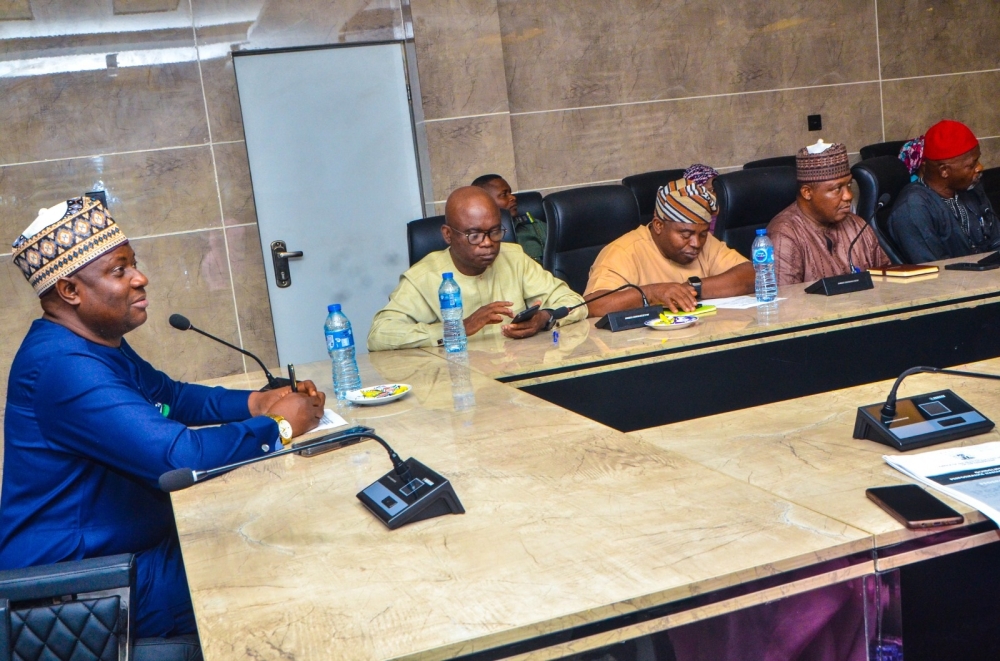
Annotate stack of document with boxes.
[885,442,1000,524]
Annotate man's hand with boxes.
[464,301,513,336]
[502,309,550,339]
[649,283,698,313]
[248,380,321,417]
[265,387,326,437]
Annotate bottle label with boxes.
[325,328,354,350]
[752,245,773,265]
[439,291,462,310]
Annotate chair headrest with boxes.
[542,185,641,253]
[621,169,687,215]
[714,166,799,231]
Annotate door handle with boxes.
[270,240,304,288]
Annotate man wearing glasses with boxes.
[368,186,586,351]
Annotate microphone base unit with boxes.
[358,457,464,530]
[260,376,293,392]
[595,305,664,332]
[805,271,874,296]
[853,389,994,452]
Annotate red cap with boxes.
[923,120,979,161]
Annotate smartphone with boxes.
[292,428,366,457]
[511,304,540,324]
[944,262,1000,271]
[866,485,963,529]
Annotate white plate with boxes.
[344,383,412,405]
[645,316,699,331]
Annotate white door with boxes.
[234,43,423,365]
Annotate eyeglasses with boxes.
[456,226,506,245]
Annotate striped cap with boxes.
[796,142,850,182]
[654,179,717,225]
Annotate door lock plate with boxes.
[270,240,303,288]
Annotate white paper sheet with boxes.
[700,295,788,310]
[884,441,1000,524]
[312,408,349,432]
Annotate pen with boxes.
[287,364,297,392]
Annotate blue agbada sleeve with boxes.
[33,345,276,490]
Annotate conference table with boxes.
[174,258,1000,660]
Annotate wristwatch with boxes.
[687,276,703,300]
[542,310,558,331]
[266,414,293,446]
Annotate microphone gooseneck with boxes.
[168,312,282,389]
[848,193,891,274]
[158,427,410,493]
[881,365,1000,418]
[545,283,650,321]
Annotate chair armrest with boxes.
[0,553,135,602]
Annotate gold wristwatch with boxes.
[266,414,293,446]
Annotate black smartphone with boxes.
[292,429,366,457]
[511,304,540,324]
[866,484,963,529]
[944,262,1000,271]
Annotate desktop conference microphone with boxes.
[547,283,662,331]
[547,283,650,321]
[847,193,892,274]
[168,313,290,391]
[853,365,1000,451]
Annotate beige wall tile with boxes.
[423,113,517,202]
[199,53,245,144]
[498,0,879,113]
[0,0,32,20]
[511,83,883,191]
[0,63,208,165]
[113,0,181,13]
[126,231,245,382]
[881,71,1000,143]
[225,224,279,369]
[214,141,257,227]
[878,0,1000,80]
[0,147,223,244]
[980,137,1000,170]
[410,0,509,120]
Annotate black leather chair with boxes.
[0,554,202,661]
[743,155,796,169]
[542,185,641,294]
[516,191,545,223]
[859,140,906,161]
[713,166,798,259]
[621,168,686,224]
[851,156,912,265]
[406,209,515,266]
[981,167,1000,210]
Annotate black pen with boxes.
[287,364,297,392]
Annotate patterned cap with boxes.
[654,179,717,225]
[796,142,850,183]
[683,164,720,186]
[12,196,128,296]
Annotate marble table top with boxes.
[177,350,872,660]
[426,256,1000,383]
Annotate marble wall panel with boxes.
[0,63,209,165]
[878,0,1000,80]
[113,0,182,14]
[0,255,47,431]
[225,224,279,369]
[198,53,245,144]
[214,141,258,227]
[881,71,1000,143]
[410,0,509,120]
[498,0,879,114]
[423,113,517,202]
[979,137,1000,170]
[0,0,32,20]
[192,0,402,51]
[510,83,883,191]
[0,146,223,244]
[126,231,245,382]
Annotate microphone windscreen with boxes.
[549,306,569,320]
[168,313,192,331]
[159,468,197,492]
[877,193,891,208]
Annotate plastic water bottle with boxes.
[324,303,361,400]
[752,229,778,303]
[438,273,467,353]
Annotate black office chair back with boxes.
[713,166,798,259]
[516,191,545,223]
[743,155,796,170]
[859,140,907,161]
[981,167,1000,210]
[406,209,516,266]
[621,169,686,224]
[851,156,911,264]
[542,185,641,294]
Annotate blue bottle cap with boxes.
[755,228,767,236]
[442,272,453,279]
[328,303,341,313]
